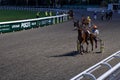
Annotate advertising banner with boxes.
[0,14,69,33]
[0,24,12,33]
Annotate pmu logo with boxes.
[21,22,30,28]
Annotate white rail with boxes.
[97,62,120,80]
[70,50,120,80]
[0,14,68,25]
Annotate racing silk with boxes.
[92,29,99,36]
[87,18,92,27]
[87,18,91,22]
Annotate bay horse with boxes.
[81,16,90,26]
[77,26,89,54]
[75,21,98,54]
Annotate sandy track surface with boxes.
[0,10,120,80]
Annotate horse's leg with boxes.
[78,40,83,55]
[90,36,94,51]
[94,37,98,48]
[77,40,83,55]
[80,43,83,55]
[82,44,85,53]
[79,33,85,53]
[108,15,110,20]
[110,15,112,20]
[85,40,89,53]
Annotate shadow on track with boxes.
[50,51,102,57]
[50,51,80,57]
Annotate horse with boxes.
[75,20,98,54]
[68,10,74,19]
[81,17,91,27]
[89,33,98,51]
[106,10,113,21]
[77,26,89,54]
[82,18,88,25]
[108,11,113,20]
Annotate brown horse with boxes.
[77,27,89,54]
[81,17,90,26]
[75,21,97,54]
[89,33,98,51]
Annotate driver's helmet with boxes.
[87,16,90,19]
[93,25,97,29]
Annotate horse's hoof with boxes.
[80,52,83,55]
[95,45,97,48]
[83,50,85,53]
[87,50,90,53]
[91,49,93,51]
[85,50,89,53]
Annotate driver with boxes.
[92,25,99,37]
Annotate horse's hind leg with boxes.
[80,44,84,55]
[77,40,83,55]
[77,40,81,54]
[85,40,89,53]
[94,37,97,48]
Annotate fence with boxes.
[0,14,69,33]
[70,50,120,80]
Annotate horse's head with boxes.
[73,20,79,27]
[77,26,83,31]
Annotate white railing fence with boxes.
[70,50,120,80]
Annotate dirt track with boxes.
[0,10,120,80]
